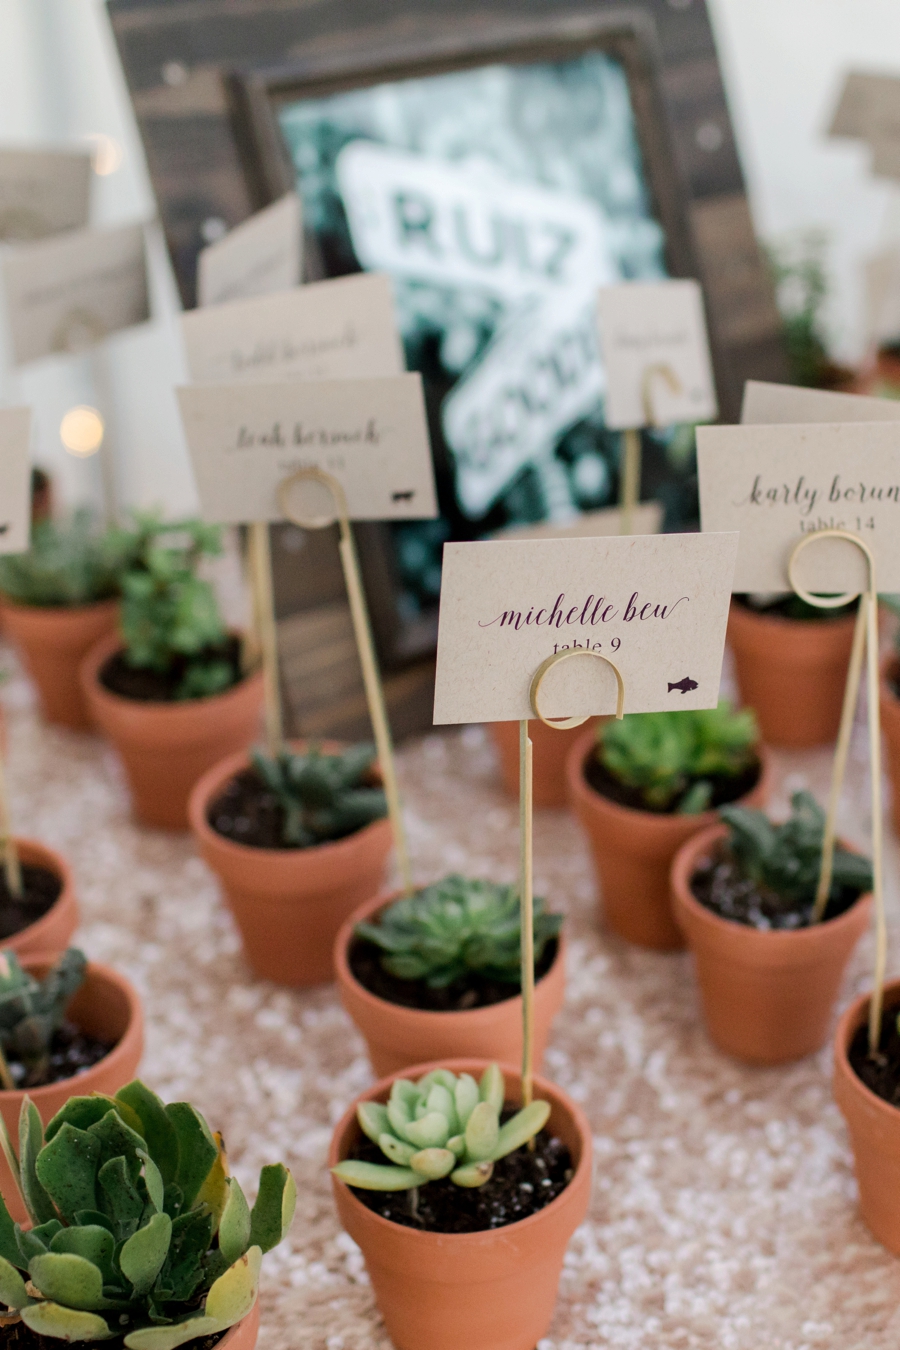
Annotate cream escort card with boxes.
[432,531,738,724]
[177,373,437,524]
[742,380,900,425]
[0,407,32,554]
[181,272,404,384]
[1,222,149,365]
[196,193,303,308]
[0,147,91,242]
[596,279,717,429]
[697,421,900,594]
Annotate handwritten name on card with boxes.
[181,273,404,385]
[697,421,900,593]
[596,279,717,431]
[2,222,149,365]
[742,380,900,426]
[177,373,437,525]
[197,193,303,308]
[0,148,91,242]
[432,532,738,725]
[0,408,32,555]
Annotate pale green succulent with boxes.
[331,1064,549,1191]
[0,948,87,1088]
[0,1080,295,1347]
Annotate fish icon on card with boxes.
[668,676,698,695]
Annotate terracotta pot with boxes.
[329,1057,592,1350]
[833,978,900,1253]
[218,1302,260,1350]
[80,632,263,830]
[727,600,857,748]
[879,656,900,836]
[335,891,566,1078]
[672,823,872,1063]
[488,718,598,809]
[1,838,79,960]
[0,955,144,1223]
[189,745,393,986]
[1,597,120,730]
[566,728,772,950]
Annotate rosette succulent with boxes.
[0,511,130,608]
[0,1080,295,1346]
[0,948,87,1088]
[251,743,387,847]
[332,1064,549,1191]
[355,875,562,987]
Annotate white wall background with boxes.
[0,0,899,511]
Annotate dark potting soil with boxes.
[733,593,857,622]
[348,936,558,1012]
[208,767,376,850]
[0,1321,226,1350]
[347,1108,574,1233]
[7,1021,114,1090]
[690,841,864,930]
[0,865,60,940]
[99,637,243,703]
[584,753,761,816]
[848,1000,900,1107]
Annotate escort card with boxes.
[495,501,662,540]
[697,422,900,594]
[0,407,32,555]
[181,272,404,384]
[742,380,900,425]
[828,71,900,141]
[432,531,738,724]
[177,373,437,524]
[0,147,91,242]
[196,193,303,308]
[2,222,148,365]
[596,279,717,430]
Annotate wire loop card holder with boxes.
[619,362,682,536]
[247,521,283,757]
[518,648,625,1107]
[276,466,413,898]
[0,750,22,905]
[787,527,884,1052]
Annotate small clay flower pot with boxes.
[335,891,566,1078]
[833,979,900,1254]
[189,746,393,987]
[1,597,119,729]
[2,838,79,960]
[329,1057,592,1350]
[0,954,144,1223]
[219,1302,260,1350]
[488,718,598,809]
[726,600,857,748]
[80,632,263,830]
[672,823,872,1064]
[566,727,772,950]
[879,656,900,836]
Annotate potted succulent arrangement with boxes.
[0,1078,295,1347]
[0,836,78,962]
[335,875,565,1077]
[727,592,857,749]
[329,1059,591,1350]
[80,514,263,829]
[0,512,130,729]
[671,791,872,1063]
[189,742,392,986]
[567,702,770,949]
[488,718,598,809]
[0,948,144,1221]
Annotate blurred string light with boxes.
[60,406,104,457]
[83,133,123,177]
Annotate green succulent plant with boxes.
[0,1080,295,1347]
[109,513,234,701]
[251,743,387,847]
[0,511,131,608]
[355,875,562,988]
[332,1064,549,1192]
[0,949,87,1089]
[720,789,872,908]
[597,701,759,813]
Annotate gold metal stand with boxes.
[519,648,625,1104]
[276,467,413,897]
[0,752,22,901]
[619,363,682,536]
[787,529,884,1051]
[247,521,283,757]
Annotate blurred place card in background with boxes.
[432,531,738,725]
[182,272,404,384]
[495,501,662,540]
[697,422,900,594]
[1,222,148,365]
[197,193,303,308]
[742,380,900,425]
[864,248,900,343]
[0,147,91,242]
[829,71,900,141]
[178,373,437,524]
[0,407,32,554]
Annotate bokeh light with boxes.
[60,406,104,457]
